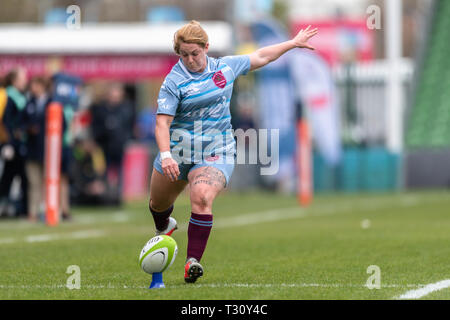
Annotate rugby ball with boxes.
[139,235,178,274]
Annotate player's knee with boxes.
[190,189,214,211]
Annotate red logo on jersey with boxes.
[212,71,227,89]
[205,155,220,162]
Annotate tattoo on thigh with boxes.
[193,167,226,188]
[193,179,213,186]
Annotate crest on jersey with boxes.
[212,71,227,89]
[205,155,220,162]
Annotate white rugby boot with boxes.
[155,217,178,236]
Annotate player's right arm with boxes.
[155,114,180,182]
[248,25,318,71]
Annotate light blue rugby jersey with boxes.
[156,54,251,163]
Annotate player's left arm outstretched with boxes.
[248,25,318,72]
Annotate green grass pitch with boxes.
[0,190,449,300]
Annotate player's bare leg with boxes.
[149,168,187,235]
[184,166,226,283]
[188,166,226,214]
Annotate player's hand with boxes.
[161,158,180,182]
[292,25,318,50]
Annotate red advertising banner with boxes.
[291,19,374,66]
[122,143,150,201]
[0,55,178,80]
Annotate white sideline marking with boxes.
[212,207,306,230]
[0,207,307,245]
[27,229,105,243]
[173,207,305,232]
[176,197,381,232]
[0,207,308,245]
[220,208,309,228]
[0,211,128,230]
[0,237,15,244]
[73,211,129,224]
[169,283,424,290]
[0,229,106,244]
[66,229,106,240]
[0,192,444,232]
[396,279,450,299]
[0,192,448,245]
[0,283,426,290]
[26,234,55,243]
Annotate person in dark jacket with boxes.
[90,83,134,204]
[0,67,28,218]
[23,76,51,222]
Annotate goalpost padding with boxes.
[45,102,63,226]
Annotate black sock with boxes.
[150,204,174,231]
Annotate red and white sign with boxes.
[289,50,341,166]
[291,19,374,66]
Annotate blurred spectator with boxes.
[71,135,108,205]
[135,105,157,143]
[0,67,28,218]
[90,82,134,205]
[0,78,8,144]
[50,72,83,221]
[135,104,158,159]
[234,104,256,131]
[60,106,74,221]
[23,76,51,222]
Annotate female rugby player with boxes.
[149,20,318,283]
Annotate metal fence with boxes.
[333,58,414,147]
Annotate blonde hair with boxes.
[173,20,209,54]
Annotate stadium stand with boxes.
[405,0,450,188]
[406,0,450,149]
